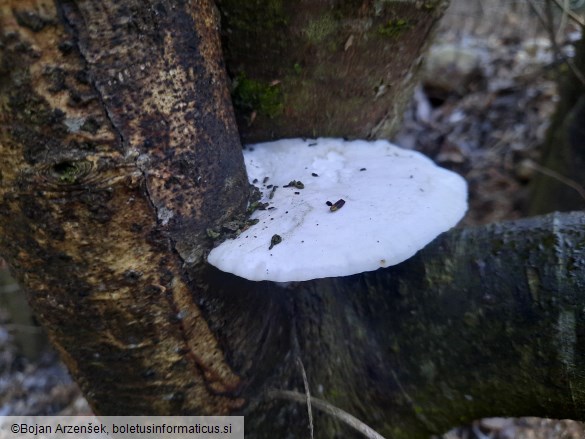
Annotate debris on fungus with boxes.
[208,138,468,282]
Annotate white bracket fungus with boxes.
[207,138,467,282]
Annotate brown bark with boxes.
[0,0,250,414]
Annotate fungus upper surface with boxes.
[207,138,468,282]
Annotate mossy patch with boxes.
[52,161,79,184]
[377,18,413,38]
[303,14,338,44]
[232,73,283,119]
[421,0,445,10]
[50,160,92,185]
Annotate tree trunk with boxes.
[241,211,585,438]
[528,29,585,214]
[216,0,449,142]
[0,0,250,415]
[2,1,585,439]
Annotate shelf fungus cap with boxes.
[207,138,468,282]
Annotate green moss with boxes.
[232,73,283,119]
[377,18,413,38]
[50,160,91,185]
[421,0,444,10]
[52,161,79,184]
[303,14,338,44]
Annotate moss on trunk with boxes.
[216,0,448,142]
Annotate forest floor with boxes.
[396,1,582,227]
[1,1,585,438]
[418,1,585,438]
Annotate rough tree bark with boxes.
[216,0,448,142]
[0,0,251,415]
[1,1,585,439]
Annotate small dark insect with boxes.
[325,201,333,206]
[266,184,273,189]
[263,176,269,184]
[269,234,282,250]
[308,142,317,147]
[252,178,258,184]
[294,191,300,195]
[329,199,345,212]
[311,172,319,177]
[360,168,367,171]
